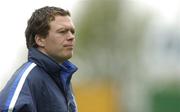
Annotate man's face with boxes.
[39,15,75,63]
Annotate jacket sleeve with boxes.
[13,80,37,112]
[0,80,37,112]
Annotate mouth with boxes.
[63,44,74,49]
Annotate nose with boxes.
[67,31,75,40]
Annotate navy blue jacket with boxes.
[0,48,78,112]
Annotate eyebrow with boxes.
[56,26,75,31]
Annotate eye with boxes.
[57,28,75,35]
[59,29,68,34]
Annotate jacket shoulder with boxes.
[0,62,36,111]
[26,64,52,87]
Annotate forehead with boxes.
[49,15,75,29]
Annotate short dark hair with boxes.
[25,6,71,49]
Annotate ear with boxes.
[35,35,46,47]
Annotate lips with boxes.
[63,44,73,47]
[63,44,74,49]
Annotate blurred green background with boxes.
[70,0,180,112]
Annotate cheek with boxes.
[48,37,64,46]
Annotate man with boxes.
[0,6,78,112]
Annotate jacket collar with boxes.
[28,48,78,77]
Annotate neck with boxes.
[37,47,64,64]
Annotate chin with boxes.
[64,53,73,60]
